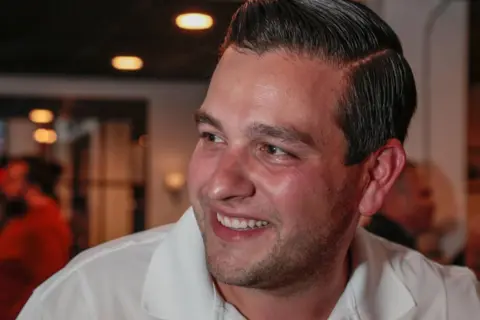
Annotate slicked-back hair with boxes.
[221,0,417,165]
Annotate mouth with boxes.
[216,212,269,231]
[210,211,272,242]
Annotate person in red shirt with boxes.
[0,156,71,320]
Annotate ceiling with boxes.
[0,0,479,82]
[0,0,241,80]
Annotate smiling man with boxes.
[18,0,480,319]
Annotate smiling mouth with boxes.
[216,212,269,231]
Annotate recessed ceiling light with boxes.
[112,56,143,71]
[29,109,54,124]
[175,13,213,30]
[33,128,57,144]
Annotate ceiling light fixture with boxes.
[33,128,57,144]
[139,134,148,148]
[29,109,54,124]
[175,13,214,30]
[112,56,144,71]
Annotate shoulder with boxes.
[367,232,480,314]
[68,222,174,264]
[17,223,175,319]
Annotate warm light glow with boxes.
[29,109,54,124]
[139,135,148,148]
[111,56,143,71]
[33,128,57,144]
[175,13,213,30]
[164,172,186,192]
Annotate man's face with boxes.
[2,161,28,199]
[188,48,372,290]
[399,168,434,234]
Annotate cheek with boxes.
[188,147,216,195]
[256,167,330,223]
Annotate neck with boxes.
[216,249,352,320]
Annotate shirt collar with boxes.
[348,229,416,320]
[141,208,415,320]
[141,208,219,320]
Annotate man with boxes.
[18,1,480,319]
[365,161,435,249]
[417,231,446,264]
[0,156,71,320]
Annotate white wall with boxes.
[6,118,38,156]
[0,75,208,231]
[367,0,469,257]
[148,85,206,226]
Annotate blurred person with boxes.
[18,1,480,319]
[0,157,9,228]
[417,231,447,263]
[0,156,71,320]
[69,197,89,258]
[365,161,435,249]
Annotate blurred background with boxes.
[1,0,480,317]
[0,0,478,280]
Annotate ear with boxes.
[358,139,405,217]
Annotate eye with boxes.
[200,132,224,144]
[260,144,292,157]
[264,144,287,156]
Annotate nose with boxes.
[206,151,255,202]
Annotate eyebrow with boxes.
[193,110,315,147]
[194,110,223,131]
[248,123,315,146]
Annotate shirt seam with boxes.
[38,232,169,301]
[76,270,99,320]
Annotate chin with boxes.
[207,255,251,285]
[206,245,265,282]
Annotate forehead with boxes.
[203,48,345,141]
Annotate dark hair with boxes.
[0,156,9,169]
[14,156,63,200]
[221,0,417,164]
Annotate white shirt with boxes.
[17,208,480,320]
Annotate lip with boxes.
[208,209,272,242]
[208,204,270,222]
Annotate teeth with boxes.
[224,216,231,228]
[216,213,269,231]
